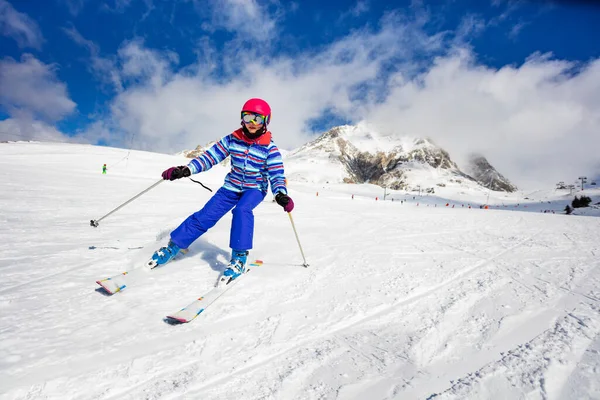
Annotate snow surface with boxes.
[1,142,599,400]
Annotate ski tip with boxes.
[96,279,126,295]
[165,307,204,325]
[96,281,115,295]
[165,316,188,324]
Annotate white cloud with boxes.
[0,117,74,143]
[0,0,44,49]
[59,0,87,16]
[454,14,487,43]
[83,11,443,154]
[62,26,124,91]
[0,54,76,121]
[62,32,179,92]
[508,20,529,39]
[351,0,369,16]
[366,50,600,188]
[195,0,283,43]
[100,0,155,19]
[117,39,179,87]
[338,0,370,22]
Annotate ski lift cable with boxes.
[108,131,135,169]
[110,152,131,168]
[124,130,136,169]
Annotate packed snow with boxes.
[0,141,599,400]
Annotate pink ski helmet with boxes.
[241,98,271,126]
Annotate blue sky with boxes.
[1,0,599,187]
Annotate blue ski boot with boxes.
[223,250,249,281]
[150,240,182,267]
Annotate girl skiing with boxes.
[152,98,294,282]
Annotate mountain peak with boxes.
[466,153,518,192]
[286,124,517,192]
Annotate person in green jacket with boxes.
[102,164,107,174]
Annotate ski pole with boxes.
[90,179,164,227]
[287,212,309,267]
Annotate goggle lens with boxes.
[242,112,266,125]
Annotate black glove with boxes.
[275,192,294,212]
[162,166,191,181]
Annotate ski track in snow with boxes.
[1,142,600,400]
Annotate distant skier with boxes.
[151,98,294,281]
[102,164,107,174]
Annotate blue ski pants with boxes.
[170,187,266,251]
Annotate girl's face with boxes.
[241,112,266,134]
[244,120,263,134]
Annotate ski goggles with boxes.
[241,112,266,125]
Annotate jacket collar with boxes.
[232,127,271,145]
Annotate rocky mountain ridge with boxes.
[286,125,517,192]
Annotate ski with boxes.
[165,260,263,324]
[95,256,165,295]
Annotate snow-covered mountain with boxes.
[179,142,216,159]
[466,153,518,192]
[285,124,517,193]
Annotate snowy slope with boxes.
[1,142,599,400]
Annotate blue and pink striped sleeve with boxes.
[188,135,231,174]
[266,142,287,196]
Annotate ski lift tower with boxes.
[485,175,495,206]
[578,176,587,191]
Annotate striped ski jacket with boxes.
[187,128,288,196]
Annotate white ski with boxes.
[95,257,161,294]
[166,260,263,324]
